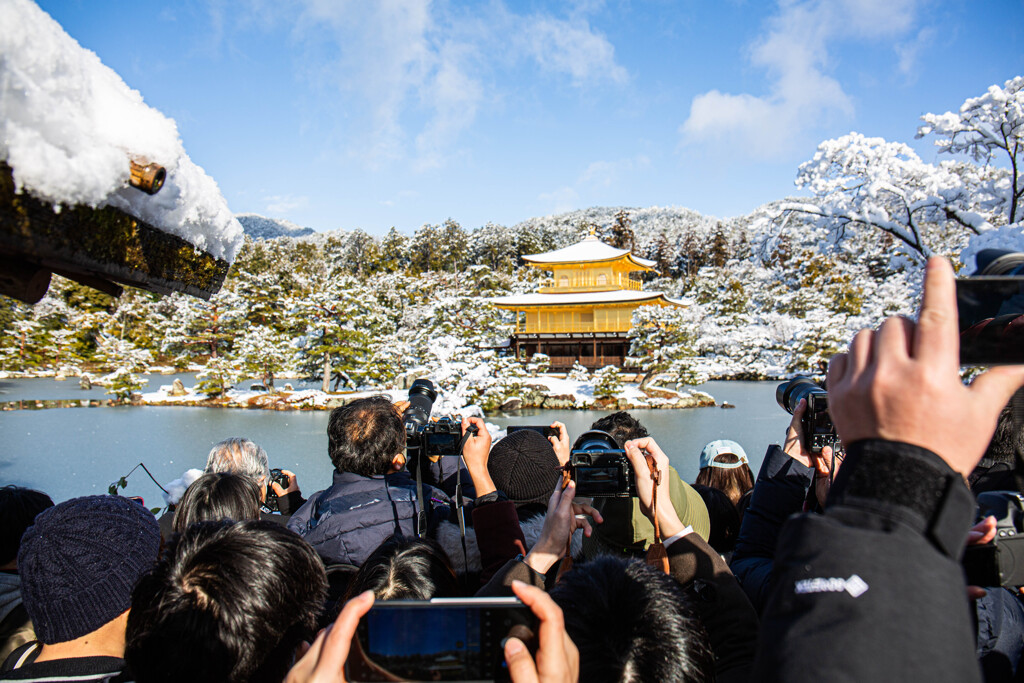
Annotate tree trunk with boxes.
[322,353,330,393]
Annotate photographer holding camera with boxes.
[287,396,454,567]
[752,257,1024,682]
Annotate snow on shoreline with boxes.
[0,370,717,412]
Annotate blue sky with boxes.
[37,0,1024,236]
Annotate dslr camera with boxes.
[402,379,474,458]
[568,430,636,498]
[963,491,1024,588]
[263,468,291,513]
[776,376,840,454]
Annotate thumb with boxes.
[970,366,1024,411]
[504,637,539,683]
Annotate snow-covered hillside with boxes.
[236,214,317,240]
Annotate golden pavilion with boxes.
[491,233,684,369]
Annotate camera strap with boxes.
[644,453,670,576]
[414,452,427,538]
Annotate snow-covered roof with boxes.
[0,0,243,263]
[523,235,656,269]
[491,290,685,307]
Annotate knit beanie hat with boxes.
[488,430,562,505]
[18,495,161,644]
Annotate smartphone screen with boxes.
[956,277,1024,365]
[346,598,535,682]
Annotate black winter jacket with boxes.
[753,439,980,682]
[730,444,813,614]
[287,469,452,566]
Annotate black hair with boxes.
[345,535,458,603]
[985,406,1024,466]
[0,486,54,567]
[590,411,649,448]
[551,556,713,683]
[690,484,740,554]
[126,520,327,683]
[327,396,405,476]
[172,473,262,534]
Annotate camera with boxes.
[963,491,1024,588]
[776,376,841,454]
[263,468,291,513]
[402,379,474,458]
[957,249,1024,366]
[568,430,636,498]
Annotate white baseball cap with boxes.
[699,440,749,469]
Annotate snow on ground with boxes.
[0,0,243,262]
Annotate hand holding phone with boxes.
[284,590,375,683]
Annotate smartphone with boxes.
[506,425,557,438]
[956,276,1024,365]
[346,597,537,682]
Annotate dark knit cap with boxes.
[488,430,562,505]
[18,495,161,644]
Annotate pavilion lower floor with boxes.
[513,332,630,370]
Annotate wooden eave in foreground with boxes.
[0,161,230,304]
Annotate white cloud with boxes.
[538,186,580,214]
[515,14,628,86]
[264,194,309,214]
[540,155,649,212]
[896,27,935,77]
[680,0,922,159]
[281,0,625,170]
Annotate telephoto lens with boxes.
[403,379,437,430]
[776,376,825,414]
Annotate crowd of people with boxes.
[2,257,1024,682]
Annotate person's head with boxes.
[691,484,740,554]
[488,430,562,509]
[695,440,754,506]
[0,486,53,570]
[18,495,160,646]
[346,535,458,602]
[590,412,648,448]
[327,396,405,476]
[551,556,713,682]
[204,438,270,490]
[172,473,262,534]
[126,520,327,683]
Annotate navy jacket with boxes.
[287,469,452,566]
[730,444,813,614]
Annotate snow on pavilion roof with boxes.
[491,290,686,307]
[523,235,656,269]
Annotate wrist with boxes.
[524,549,561,575]
[467,469,497,497]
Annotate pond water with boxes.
[0,378,789,505]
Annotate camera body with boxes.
[963,491,1024,588]
[776,376,841,454]
[402,379,472,458]
[964,491,1024,587]
[568,430,636,498]
[416,417,467,457]
[263,468,290,513]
